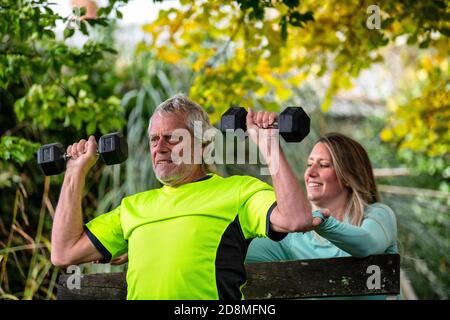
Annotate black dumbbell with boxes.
[220,106,310,142]
[37,132,128,176]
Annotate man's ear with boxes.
[202,140,215,165]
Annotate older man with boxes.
[51,94,318,299]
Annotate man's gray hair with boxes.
[148,93,215,144]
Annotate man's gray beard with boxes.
[154,169,184,186]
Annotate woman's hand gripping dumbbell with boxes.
[37,132,128,176]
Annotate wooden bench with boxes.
[57,254,400,299]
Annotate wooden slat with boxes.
[243,254,400,299]
[373,167,410,177]
[57,272,127,300]
[378,184,450,198]
[57,254,400,300]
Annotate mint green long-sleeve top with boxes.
[247,202,398,262]
[245,203,399,299]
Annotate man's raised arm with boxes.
[51,136,103,267]
[246,109,321,233]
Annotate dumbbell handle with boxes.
[62,152,100,161]
[265,121,278,128]
[250,121,279,129]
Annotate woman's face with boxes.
[304,142,346,207]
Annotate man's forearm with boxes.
[263,146,312,231]
[245,109,313,232]
[51,168,86,263]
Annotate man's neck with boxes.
[165,166,208,187]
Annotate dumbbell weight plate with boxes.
[278,107,310,142]
[98,132,128,165]
[37,143,66,176]
[220,107,248,133]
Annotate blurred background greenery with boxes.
[0,0,448,299]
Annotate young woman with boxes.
[246,131,398,298]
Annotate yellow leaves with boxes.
[389,21,402,34]
[439,58,448,73]
[141,21,166,46]
[155,47,182,64]
[386,98,398,112]
[207,109,222,126]
[275,85,292,101]
[256,59,271,79]
[380,128,394,142]
[263,76,290,101]
[192,54,210,72]
[141,23,156,37]
[381,54,450,158]
[321,92,333,113]
[288,71,307,87]
[138,1,321,115]
[321,71,344,112]
[134,41,148,57]
[137,0,449,151]
[338,74,353,90]
[421,56,433,72]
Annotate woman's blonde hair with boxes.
[318,133,380,226]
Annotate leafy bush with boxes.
[0,0,129,299]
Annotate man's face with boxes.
[149,112,197,186]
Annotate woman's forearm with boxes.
[315,216,393,257]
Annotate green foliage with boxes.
[14,80,123,134]
[235,0,314,35]
[0,136,40,166]
[384,193,449,299]
[0,0,129,299]
[1,2,126,136]
[380,54,449,191]
[0,136,39,189]
[0,0,131,166]
[331,113,449,299]
[381,57,449,157]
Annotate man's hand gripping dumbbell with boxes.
[220,106,310,142]
[37,132,128,176]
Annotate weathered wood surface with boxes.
[58,272,127,300]
[244,254,400,299]
[57,254,400,300]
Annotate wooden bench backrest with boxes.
[57,254,400,300]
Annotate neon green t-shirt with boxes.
[85,174,281,300]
